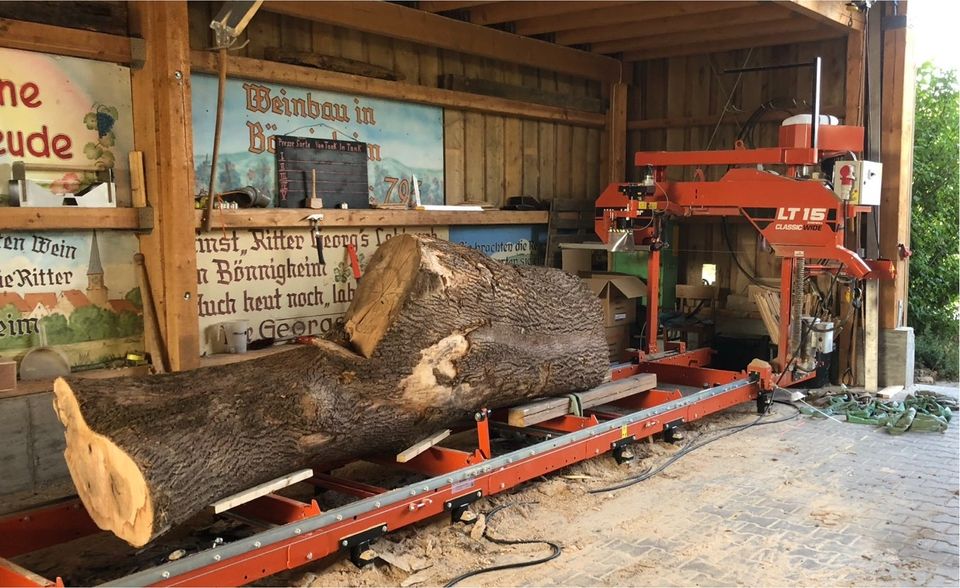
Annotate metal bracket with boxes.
[757,390,773,415]
[130,38,147,70]
[340,524,388,568]
[662,419,685,443]
[137,206,154,233]
[444,490,482,523]
[611,435,636,464]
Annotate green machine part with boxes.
[610,223,679,311]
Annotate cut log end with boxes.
[343,234,424,358]
[52,377,155,547]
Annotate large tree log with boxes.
[53,235,607,547]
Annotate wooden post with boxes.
[838,29,865,382]
[128,1,201,371]
[605,82,628,184]
[879,1,915,330]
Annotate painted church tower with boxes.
[86,231,109,306]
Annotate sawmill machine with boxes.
[595,60,893,388]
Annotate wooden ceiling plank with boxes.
[514,1,752,36]
[596,17,819,55]
[468,1,631,26]
[261,1,621,82]
[783,0,865,32]
[622,27,843,61]
[556,4,788,46]
[417,1,493,13]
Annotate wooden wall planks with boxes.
[628,37,847,292]
[186,2,603,208]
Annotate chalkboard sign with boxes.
[275,135,370,209]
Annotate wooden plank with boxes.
[260,1,621,82]
[606,83,627,183]
[195,209,549,229]
[0,208,142,231]
[878,1,914,330]
[464,112,486,203]
[444,110,466,205]
[570,126,588,197]
[418,1,493,12]
[782,0,865,32]
[130,0,200,371]
[393,39,420,85]
[211,469,313,514]
[507,373,657,427]
[555,124,572,199]
[396,430,451,463]
[622,28,843,61]
[513,1,751,36]
[0,17,131,63]
[190,52,604,127]
[484,115,505,205]
[596,16,814,55]
[538,123,557,199]
[128,152,147,208]
[557,4,787,47]
[521,120,540,198]
[626,103,844,130]
[439,74,605,113]
[467,1,629,26]
[503,117,523,198]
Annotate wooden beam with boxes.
[783,0,865,32]
[417,1,492,13]
[0,208,144,231]
[259,1,621,82]
[845,29,865,126]
[606,82,627,184]
[622,27,843,61]
[210,469,314,514]
[513,1,752,36]
[878,2,914,330]
[0,17,131,63]
[191,51,605,127]
[129,1,201,371]
[196,209,549,229]
[507,373,657,427]
[556,4,787,47]
[467,1,630,26]
[396,430,451,463]
[439,74,605,113]
[594,16,815,55]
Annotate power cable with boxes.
[444,502,562,587]
[588,401,801,494]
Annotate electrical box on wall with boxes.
[832,160,882,205]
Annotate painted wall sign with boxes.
[195,226,449,354]
[448,225,546,266]
[191,74,444,207]
[0,47,134,206]
[0,231,144,369]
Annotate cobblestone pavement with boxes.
[483,398,960,587]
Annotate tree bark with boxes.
[53,235,607,547]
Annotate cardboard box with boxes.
[604,325,632,361]
[582,274,647,327]
[561,249,593,274]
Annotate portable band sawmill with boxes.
[595,62,892,391]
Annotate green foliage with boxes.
[69,306,118,342]
[125,287,143,309]
[910,63,960,377]
[0,304,32,350]
[40,313,74,345]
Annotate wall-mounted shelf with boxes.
[195,208,549,229]
[0,207,150,231]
